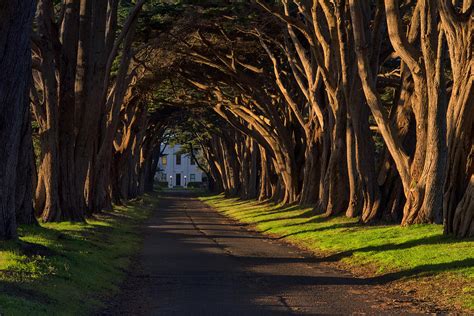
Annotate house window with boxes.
[190,174,196,182]
[162,156,167,166]
[162,173,167,181]
[190,156,196,165]
[176,154,181,165]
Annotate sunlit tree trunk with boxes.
[351,0,447,225]
[440,0,474,237]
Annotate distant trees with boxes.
[0,0,36,239]
[170,0,473,237]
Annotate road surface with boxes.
[105,191,430,315]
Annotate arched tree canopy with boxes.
[0,0,472,240]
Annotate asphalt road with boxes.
[105,191,429,315]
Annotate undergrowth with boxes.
[0,194,157,315]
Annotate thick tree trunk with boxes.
[34,0,62,222]
[346,78,381,221]
[300,131,322,205]
[440,0,473,237]
[258,146,273,201]
[145,146,160,192]
[110,154,123,205]
[321,94,349,216]
[75,0,108,213]
[34,0,85,222]
[351,0,447,226]
[221,136,240,196]
[16,108,37,225]
[58,0,81,219]
[91,35,140,211]
[449,175,474,238]
[378,67,416,222]
[345,121,362,218]
[399,1,447,225]
[206,150,224,193]
[0,0,35,239]
[248,139,258,199]
[239,139,250,199]
[37,132,61,222]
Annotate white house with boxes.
[157,144,204,188]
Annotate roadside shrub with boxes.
[187,182,202,188]
[156,181,169,188]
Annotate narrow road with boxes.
[105,191,427,315]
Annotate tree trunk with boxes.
[34,0,68,222]
[258,146,272,201]
[34,0,85,222]
[399,1,447,225]
[321,93,349,216]
[440,0,474,238]
[145,146,160,192]
[300,130,322,205]
[58,0,81,219]
[449,175,474,237]
[0,0,35,239]
[16,107,37,225]
[248,139,258,199]
[351,0,447,226]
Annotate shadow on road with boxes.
[106,191,442,314]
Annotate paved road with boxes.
[105,191,428,315]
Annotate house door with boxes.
[176,173,181,186]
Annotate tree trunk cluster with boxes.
[178,0,473,237]
[203,131,259,200]
[30,0,149,222]
[0,0,472,240]
[111,92,166,204]
[1,0,165,239]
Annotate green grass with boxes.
[0,194,157,315]
[201,194,474,311]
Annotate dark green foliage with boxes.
[156,181,169,188]
[187,182,202,188]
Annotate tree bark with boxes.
[16,107,37,225]
[351,0,447,225]
[0,0,35,239]
[440,0,474,237]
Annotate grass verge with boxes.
[201,194,474,311]
[0,193,157,315]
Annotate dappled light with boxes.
[0,0,472,314]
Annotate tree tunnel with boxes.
[0,0,472,241]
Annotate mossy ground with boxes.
[0,194,157,315]
[201,194,474,311]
